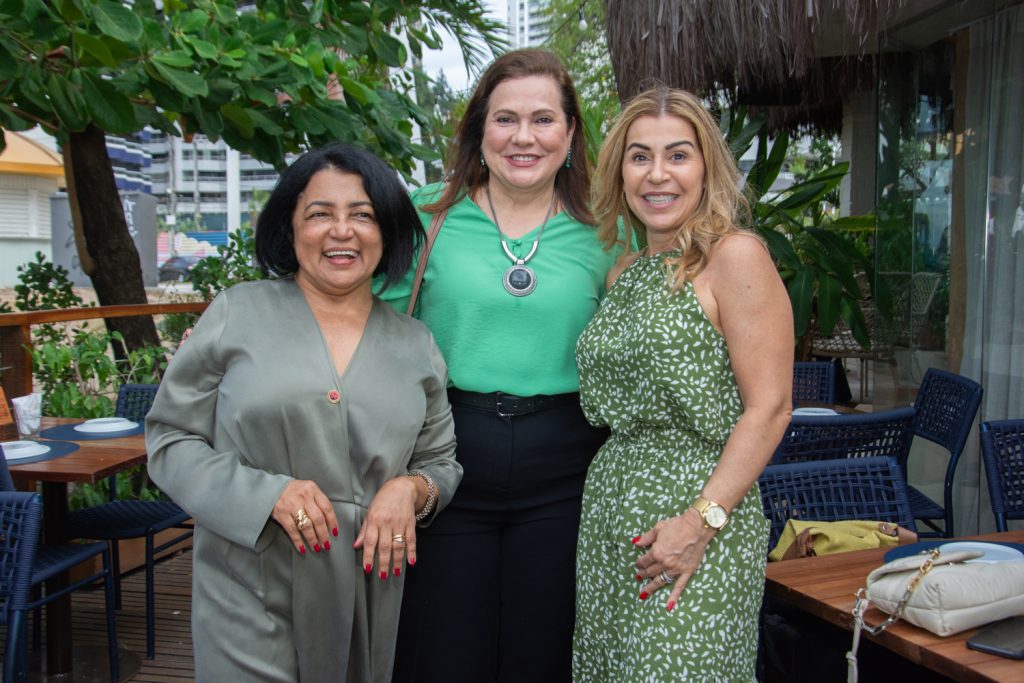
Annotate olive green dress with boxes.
[573,253,769,682]
[147,279,460,683]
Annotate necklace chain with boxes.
[485,186,557,265]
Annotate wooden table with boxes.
[765,530,1024,682]
[8,417,148,679]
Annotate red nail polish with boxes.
[635,574,643,581]
[639,592,649,600]
[313,544,321,553]
[333,527,339,537]
[364,563,372,574]
[631,535,642,544]
[667,600,676,612]
[380,571,387,580]
[299,546,306,555]
[323,541,331,551]
[408,557,416,567]
[393,567,401,577]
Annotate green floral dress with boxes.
[573,253,769,682]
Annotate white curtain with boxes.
[960,3,1024,533]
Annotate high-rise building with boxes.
[21,127,278,233]
[508,0,550,47]
[143,132,282,232]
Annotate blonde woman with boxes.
[573,88,793,680]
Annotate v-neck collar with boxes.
[287,278,377,384]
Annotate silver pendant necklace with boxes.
[485,186,557,297]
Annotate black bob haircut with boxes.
[255,143,423,291]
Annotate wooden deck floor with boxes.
[1,549,196,682]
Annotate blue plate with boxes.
[884,540,1024,563]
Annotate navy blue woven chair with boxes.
[67,383,192,660]
[0,460,120,681]
[792,361,836,405]
[114,384,160,423]
[1,492,41,683]
[907,368,984,538]
[979,419,1024,532]
[771,406,916,466]
[758,456,916,551]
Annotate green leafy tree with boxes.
[418,71,466,183]
[541,0,616,106]
[0,0,502,352]
[540,0,618,166]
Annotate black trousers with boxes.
[392,397,608,683]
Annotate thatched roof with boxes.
[605,0,904,134]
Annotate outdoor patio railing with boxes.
[0,302,209,399]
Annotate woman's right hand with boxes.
[272,479,339,554]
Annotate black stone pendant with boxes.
[503,264,536,296]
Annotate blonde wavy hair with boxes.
[593,87,753,289]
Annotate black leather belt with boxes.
[447,388,579,418]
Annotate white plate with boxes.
[940,541,1024,563]
[1,440,50,459]
[73,417,138,433]
[792,407,838,416]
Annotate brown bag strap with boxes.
[406,210,447,317]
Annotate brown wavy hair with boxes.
[593,87,753,288]
[421,49,593,226]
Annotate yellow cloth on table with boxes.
[768,519,902,562]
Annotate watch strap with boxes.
[691,495,729,529]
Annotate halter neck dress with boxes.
[573,251,769,681]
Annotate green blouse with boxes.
[379,183,621,396]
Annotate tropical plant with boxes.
[10,254,165,415]
[14,253,89,313]
[721,109,879,358]
[189,224,263,300]
[6,254,167,506]
[0,0,503,352]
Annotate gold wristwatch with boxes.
[691,495,729,530]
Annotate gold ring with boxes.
[295,508,311,530]
[658,570,675,584]
[392,534,406,544]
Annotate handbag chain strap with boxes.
[846,548,941,683]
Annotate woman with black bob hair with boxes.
[255,142,422,289]
[147,142,462,682]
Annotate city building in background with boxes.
[106,132,152,193]
[507,0,549,47]
[143,132,281,234]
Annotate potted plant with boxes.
[722,109,884,360]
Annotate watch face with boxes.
[705,505,728,528]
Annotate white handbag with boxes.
[846,548,1024,682]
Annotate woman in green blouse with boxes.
[385,50,623,683]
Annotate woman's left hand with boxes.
[353,476,419,581]
[633,508,716,610]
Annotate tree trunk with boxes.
[66,125,160,353]
[796,329,814,362]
